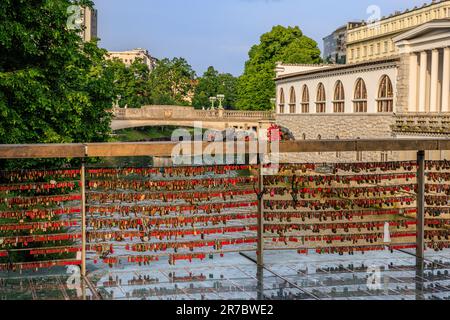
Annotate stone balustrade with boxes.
[112,106,274,121]
[392,113,450,135]
[223,110,274,120]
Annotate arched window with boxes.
[279,88,285,114]
[333,81,345,113]
[302,133,306,140]
[289,87,296,114]
[301,85,310,113]
[377,75,394,112]
[353,78,367,113]
[316,83,326,113]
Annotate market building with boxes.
[275,9,450,162]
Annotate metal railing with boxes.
[1,139,449,159]
[1,138,450,276]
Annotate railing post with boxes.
[416,150,425,265]
[257,161,264,267]
[416,150,426,300]
[81,160,87,278]
[256,265,264,300]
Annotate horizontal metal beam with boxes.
[0,139,449,159]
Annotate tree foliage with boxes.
[236,25,322,110]
[192,66,238,109]
[148,57,196,106]
[0,0,114,145]
[105,58,152,108]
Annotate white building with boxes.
[276,59,397,115]
[395,19,450,113]
[275,19,450,162]
[108,48,158,71]
[276,19,450,118]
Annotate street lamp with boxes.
[209,96,217,110]
[115,95,125,108]
[217,94,225,109]
[270,98,276,111]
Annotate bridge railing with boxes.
[112,106,275,121]
[223,110,274,120]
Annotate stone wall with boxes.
[277,114,395,140]
[275,114,400,163]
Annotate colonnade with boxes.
[409,47,450,112]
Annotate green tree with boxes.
[105,58,152,108]
[236,25,322,110]
[0,1,116,267]
[192,66,238,109]
[192,67,219,109]
[218,73,238,109]
[0,0,114,145]
[148,57,196,106]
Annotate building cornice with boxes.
[276,113,395,118]
[275,57,400,83]
[346,27,417,45]
[393,19,450,42]
[348,0,450,32]
[276,62,330,67]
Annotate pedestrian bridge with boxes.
[111,105,275,132]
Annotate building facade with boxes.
[323,23,363,64]
[81,7,98,42]
[394,19,450,113]
[275,18,450,163]
[276,59,397,115]
[323,25,348,64]
[346,0,450,64]
[107,49,158,71]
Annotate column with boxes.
[418,51,428,113]
[430,49,439,112]
[442,47,450,112]
[408,53,418,112]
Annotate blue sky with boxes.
[93,0,426,76]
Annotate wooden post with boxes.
[81,160,87,278]
[416,150,425,265]
[257,162,264,267]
